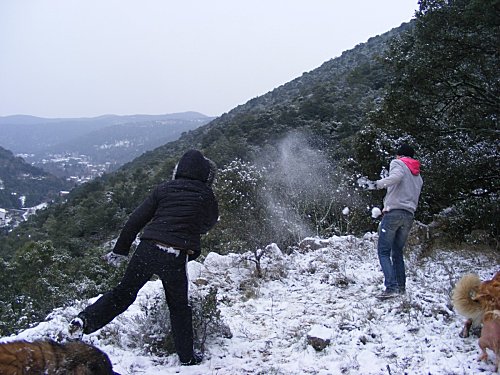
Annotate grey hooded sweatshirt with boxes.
[375,157,423,214]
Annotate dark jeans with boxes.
[377,209,414,292]
[80,240,194,362]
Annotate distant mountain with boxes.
[0,112,213,177]
[39,116,211,165]
[0,146,71,209]
[0,112,210,152]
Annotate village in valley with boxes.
[0,153,107,231]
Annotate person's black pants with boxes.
[80,240,194,362]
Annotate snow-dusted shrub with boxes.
[204,158,270,253]
[94,285,231,357]
[92,290,173,355]
[243,243,288,280]
[443,199,498,247]
[191,286,232,352]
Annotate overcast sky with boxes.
[0,1,418,119]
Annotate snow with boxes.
[308,325,332,340]
[1,233,499,374]
[371,207,382,219]
[22,202,49,221]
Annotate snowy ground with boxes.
[2,233,499,374]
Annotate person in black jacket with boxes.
[68,149,219,366]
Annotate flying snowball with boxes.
[371,207,382,218]
[342,207,350,215]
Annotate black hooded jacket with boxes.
[112,150,219,261]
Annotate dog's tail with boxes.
[452,273,483,324]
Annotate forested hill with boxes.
[0,146,71,209]
[0,0,497,335]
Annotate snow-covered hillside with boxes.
[2,233,499,374]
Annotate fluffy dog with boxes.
[0,339,119,375]
[453,271,500,372]
[478,310,500,372]
[452,271,500,338]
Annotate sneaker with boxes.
[68,317,84,340]
[376,290,399,300]
[181,351,203,366]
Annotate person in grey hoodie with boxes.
[370,144,423,299]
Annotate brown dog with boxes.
[452,271,500,338]
[0,339,119,375]
[478,310,500,372]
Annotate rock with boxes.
[307,325,332,351]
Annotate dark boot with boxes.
[181,351,203,366]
